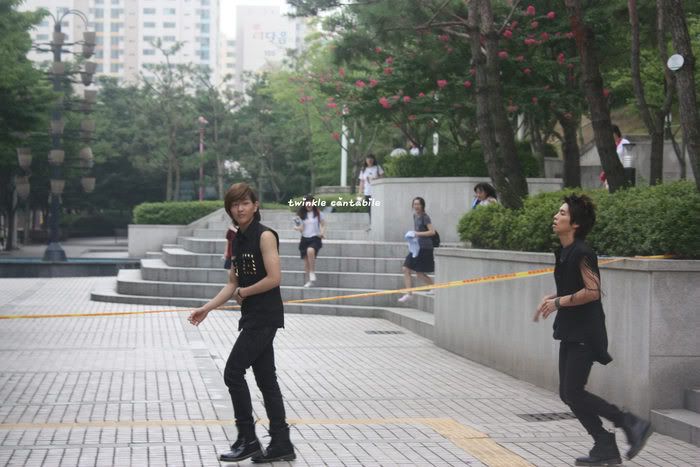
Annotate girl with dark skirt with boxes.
[398,197,435,303]
[533,194,651,466]
[293,195,326,288]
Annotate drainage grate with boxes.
[365,330,405,335]
[516,412,576,422]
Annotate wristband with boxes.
[554,297,561,309]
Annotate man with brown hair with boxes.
[189,182,295,463]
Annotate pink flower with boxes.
[437,79,448,89]
[603,88,611,97]
[515,55,525,62]
[463,80,472,88]
[378,97,391,109]
[438,34,449,42]
[326,102,338,109]
[498,50,509,59]
[403,96,411,103]
[503,30,513,39]
[564,112,572,119]
[565,31,575,39]
[526,5,536,16]
[369,79,379,87]
[331,132,340,141]
[408,114,417,121]
[511,21,519,29]
[531,96,538,104]
[540,32,549,41]
[522,68,532,75]
[445,46,454,54]
[385,56,394,65]
[299,97,307,104]
[355,80,366,88]
[524,38,537,46]
[338,67,345,77]
[546,11,556,20]
[418,92,426,97]
[383,67,393,75]
[531,21,539,29]
[374,47,382,53]
[557,53,566,64]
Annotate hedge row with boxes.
[457,181,700,258]
[132,200,291,224]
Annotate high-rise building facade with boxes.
[234,5,308,91]
[21,0,220,83]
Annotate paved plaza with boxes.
[0,276,698,466]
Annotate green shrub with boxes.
[458,181,700,258]
[133,200,292,224]
[383,141,544,178]
[60,210,132,237]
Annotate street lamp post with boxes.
[18,9,96,261]
[198,116,208,201]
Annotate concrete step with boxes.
[145,251,163,259]
[650,409,700,447]
[140,258,413,291]
[686,388,700,413]
[176,237,410,258]
[193,228,370,241]
[114,269,434,312]
[90,286,434,340]
[160,248,419,273]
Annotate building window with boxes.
[36,33,49,41]
[143,35,156,43]
[94,23,104,32]
[163,22,176,28]
[164,8,176,15]
[226,63,234,69]
[94,0,103,4]
[200,0,210,5]
[143,49,156,56]
[111,23,122,32]
[197,9,210,20]
[40,20,49,27]
[95,36,104,45]
[112,0,120,4]
[111,36,122,45]
[111,8,122,17]
[94,8,104,18]
[143,22,155,28]
[111,49,121,59]
[143,8,155,14]
[199,50,209,60]
[163,36,176,42]
[110,63,122,72]
[96,64,103,73]
[198,23,209,33]
[227,51,234,57]
[95,50,104,59]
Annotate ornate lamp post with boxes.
[17,9,97,261]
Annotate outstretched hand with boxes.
[533,295,557,322]
[188,307,209,326]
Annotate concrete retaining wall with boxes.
[370,177,563,243]
[128,224,188,258]
[434,248,700,415]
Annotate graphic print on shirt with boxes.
[233,252,257,278]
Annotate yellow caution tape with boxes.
[0,255,671,320]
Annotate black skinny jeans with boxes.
[559,341,623,437]
[224,327,287,434]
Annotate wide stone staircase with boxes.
[91,210,435,339]
[651,387,700,447]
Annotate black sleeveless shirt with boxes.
[232,219,284,330]
[553,239,612,365]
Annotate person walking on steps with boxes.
[358,153,384,226]
[533,194,651,466]
[398,197,435,303]
[293,194,326,288]
[188,182,296,464]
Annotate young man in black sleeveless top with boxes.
[189,183,295,463]
[533,195,651,466]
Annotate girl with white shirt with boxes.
[358,154,384,224]
[293,195,326,287]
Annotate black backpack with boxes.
[432,230,441,248]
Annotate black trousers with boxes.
[365,195,372,221]
[559,341,623,437]
[224,327,287,434]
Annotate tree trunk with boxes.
[560,114,582,188]
[174,160,181,201]
[666,0,700,191]
[528,115,546,177]
[479,0,528,205]
[468,0,523,209]
[667,121,686,179]
[166,158,173,201]
[565,0,626,191]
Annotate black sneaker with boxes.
[219,435,262,462]
[575,432,622,466]
[251,442,296,463]
[620,412,652,460]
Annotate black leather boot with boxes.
[251,425,296,463]
[219,425,262,463]
[575,432,622,466]
[618,411,652,460]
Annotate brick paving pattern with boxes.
[1,277,698,466]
